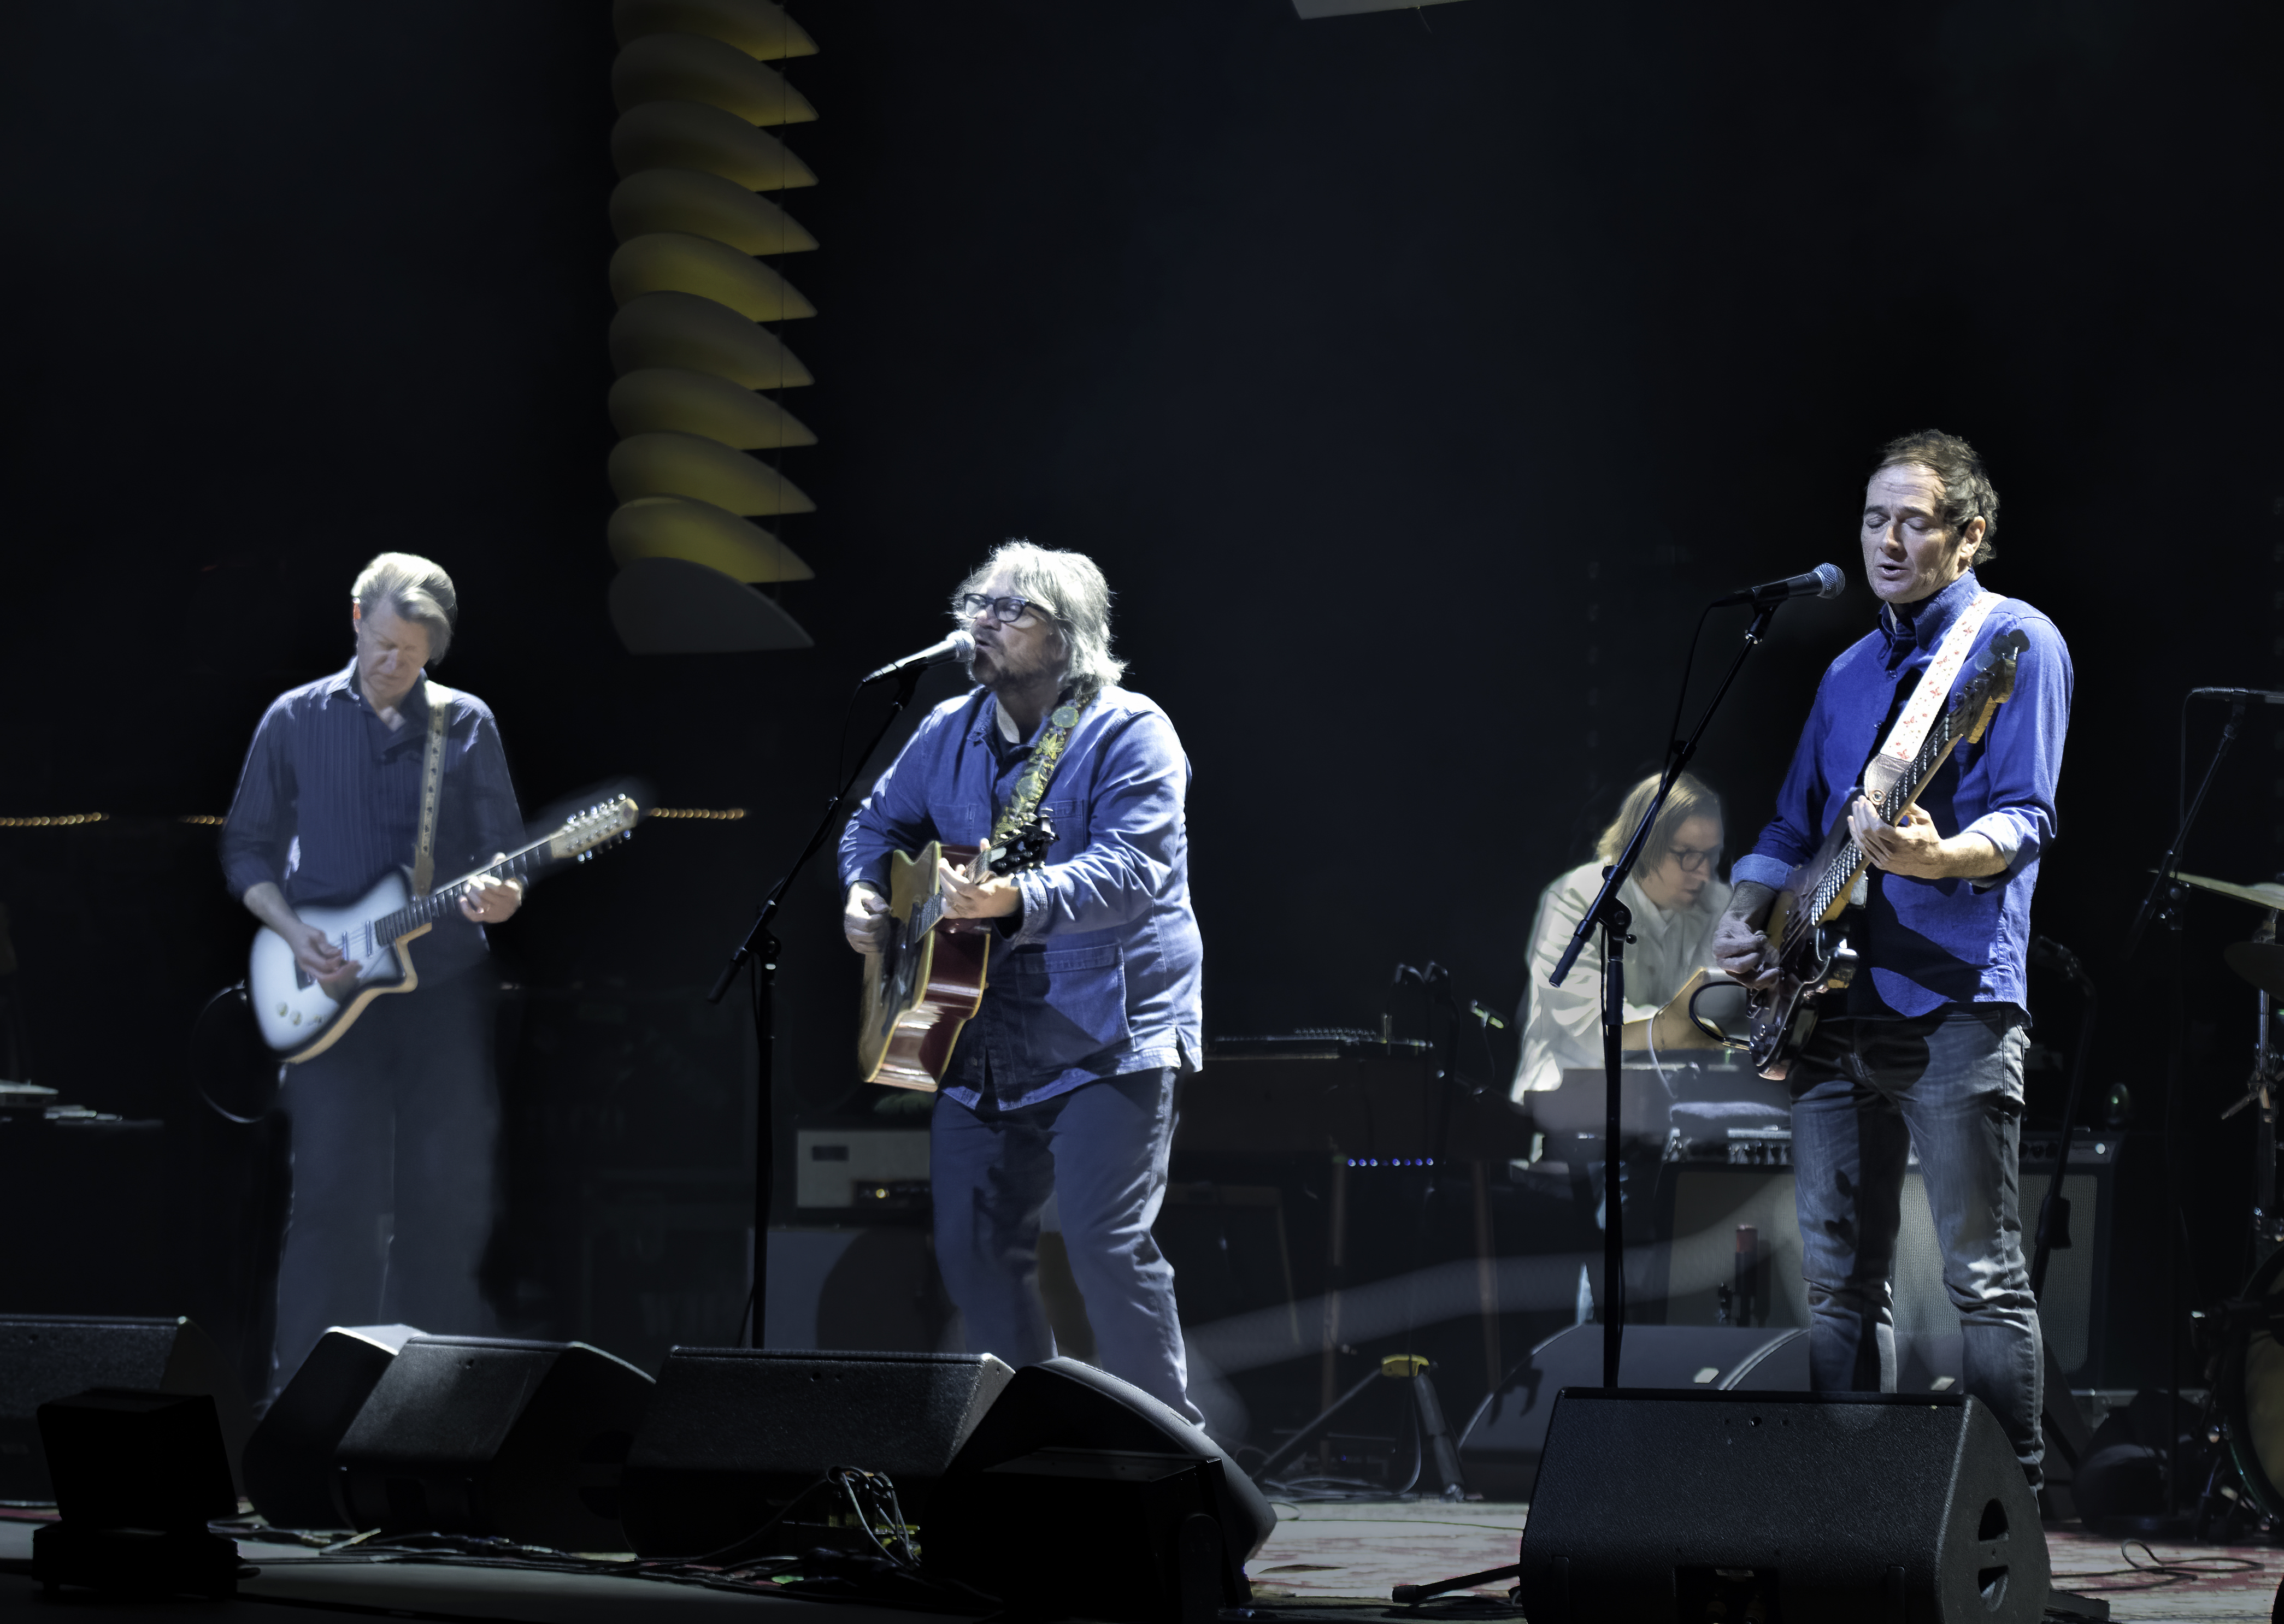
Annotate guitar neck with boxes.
[373,837,554,942]
[1789,708,1963,937]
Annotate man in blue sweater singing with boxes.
[839,541,1205,1424]
[1712,432,2073,1486]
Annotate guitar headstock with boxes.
[546,795,641,863]
[1955,628,2030,745]
[988,806,1057,876]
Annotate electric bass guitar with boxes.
[856,811,1056,1090]
[249,795,640,1062]
[1741,629,2028,1079]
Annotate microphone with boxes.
[860,629,974,685]
[1712,563,1846,608]
[2029,934,2092,988]
[2191,688,2284,705]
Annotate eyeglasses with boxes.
[956,593,1043,627]
[1668,845,1722,872]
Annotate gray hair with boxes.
[1874,429,2001,566]
[951,540,1125,693]
[352,552,459,664]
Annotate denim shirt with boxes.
[838,683,1204,1108]
[1730,570,2073,1017]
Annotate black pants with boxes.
[270,967,498,1395]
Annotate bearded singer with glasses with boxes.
[838,541,1206,1424]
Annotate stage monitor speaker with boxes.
[243,1324,423,1531]
[32,1390,240,1598]
[927,1447,1242,1623]
[1517,1388,2047,1624]
[333,1336,653,1552]
[617,1348,1015,1557]
[1459,1323,1809,1500]
[925,1356,1275,1563]
[0,1316,251,1501]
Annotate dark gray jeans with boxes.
[270,969,498,1396]
[1788,1003,2042,1483]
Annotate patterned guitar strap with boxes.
[988,684,1096,851]
[410,680,450,896]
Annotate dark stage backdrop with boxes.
[0,2,2277,1385]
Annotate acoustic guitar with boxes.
[1741,629,2027,1079]
[856,811,1054,1090]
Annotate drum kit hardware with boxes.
[2147,870,2284,1535]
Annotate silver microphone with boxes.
[860,629,975,685]
[1712,562,1846,608]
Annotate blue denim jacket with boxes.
[1730,570,2073,1018]
[838,683,1203,1108]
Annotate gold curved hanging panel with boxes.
[609,431,817,516]
[609,292,814,389]
[609,494,815,581]
[610,233,815,322]
[609,169,818,255]
[612,33,818,126]
[610,368,816,450]
[611,102,818,190]
[613,0,817,61]
[609,1,817,655]
[610,557,816,653]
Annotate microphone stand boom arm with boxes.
[705,658,935,1349]
[1549,597,1784,1387]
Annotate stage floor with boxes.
[5,1505,2283,1622]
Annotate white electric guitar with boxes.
[249,795,639,1061]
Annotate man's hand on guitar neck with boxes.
[242,880,362,991]
[1847,795,2005,881]
[1712,881,1781,988]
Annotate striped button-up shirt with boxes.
[221,661,523,973]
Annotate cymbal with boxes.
[2225,941,2284,1001]
[2170,870,2284,911]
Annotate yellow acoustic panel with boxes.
[610,169,817,255]
[611,102,817,190]
[609,431,817,517]
[613,33,817,126]
[613,0,817,62]
[609,494,814,581]
[610,556,814,653]
[610,233,815,322]
[609,292,813,388]
[610,368,816,449]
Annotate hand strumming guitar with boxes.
[243,879,362,990]
[1711,880,1780,988]
[844,882,890,954]
[938,853,1022,924]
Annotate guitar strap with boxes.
[988,685,1097,848]
[410,680,450,896]
[1862,592,2006,806]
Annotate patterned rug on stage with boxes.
[1244,1503,2284,1622]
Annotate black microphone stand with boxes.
[706,659,934,1348]
[1550,595,1785,1388]
[2123,693,2247,1523]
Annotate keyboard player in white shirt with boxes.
[1511,771,1730,1101]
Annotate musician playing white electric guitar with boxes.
[1710,432,2073,1492]
[221,552,525,1398]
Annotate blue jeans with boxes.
[1788,1003,2042,1483]
[929,1067,1203,1424]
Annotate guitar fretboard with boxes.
[370,842,552,944]
[1783,704,1962,952]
